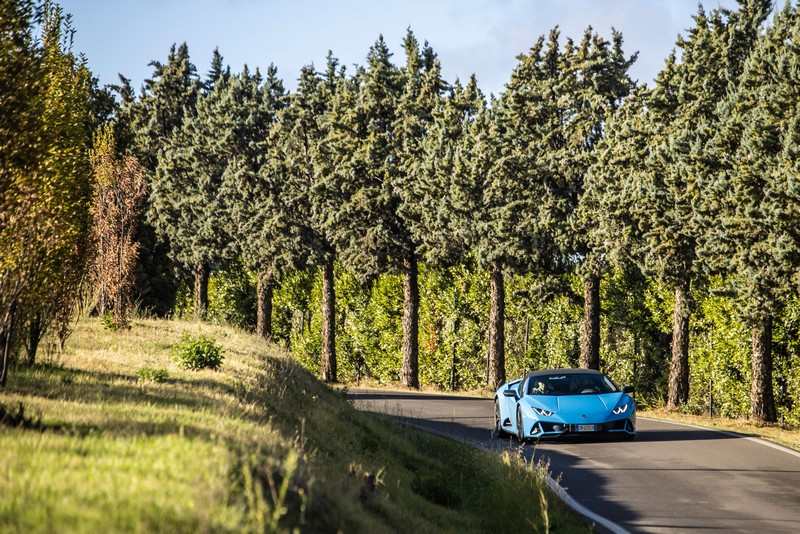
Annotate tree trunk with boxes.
[580,272,601,370]
[750,315,776,422]
[487,261,506,390]
[0,301,17,387]
[667,278,691,410]
[401,254,420,389]
[193,262,209,321]
[320,257,337,383]
[256,270,273,341]
[26,313,44,366]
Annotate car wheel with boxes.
[494,401,505,438]
[516,408,526,443]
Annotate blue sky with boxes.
[60,0,740,98]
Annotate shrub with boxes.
[101,310,118,331]
[172,333,223,371]
[137,366,170,383]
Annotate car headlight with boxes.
[613,403,628,415]
[533,407,554,417]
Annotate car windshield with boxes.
[526,373,619,396]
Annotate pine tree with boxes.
[321,35,442,388]
[222,63,288,340]
[705,2,794,422]
[587,2,768,409]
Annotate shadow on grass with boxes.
[5,357,309,439]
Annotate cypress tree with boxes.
[135,43,200,315]
[587,2,768,409]
[264,54,345,380]
[220,63,287,340]
[557,28,636,370]
[705,2,794,422]
[322,35,443,388]
[150,49,241,320]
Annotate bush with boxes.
[137,366,170,383]
[172,333,224,371]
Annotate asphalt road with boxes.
[349,389,800,533]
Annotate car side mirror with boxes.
[503,389,518,398]
[622,385,635,394]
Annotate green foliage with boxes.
[1,0,95,380]
[172,332,223,371]
[207,260,257,331]
[690,286,751,418]
[101,311,118,332]
[137,366,170,383]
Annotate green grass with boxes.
[0,318,591,533]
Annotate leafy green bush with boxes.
[207,259,256,331]
[172,333,224,371]
[101,310,118,331]
[137,366,170,383]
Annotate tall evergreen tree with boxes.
[135,43,200,315]
[322,34,443,388]
[484,26,634,384]
[394,31,448,387]
[560,28,637,370]
[222,63,288,340]
[479,32,564,388]
[586,2,768,409]
[705,2,794,422]
[266,54,347,380]
[150,48,241,320]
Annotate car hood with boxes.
[529,393,626,415]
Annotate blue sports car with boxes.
[494,368,636,441]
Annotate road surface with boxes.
[349,389,800,533]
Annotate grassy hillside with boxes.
[0,318,590,533]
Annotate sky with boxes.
[59,0,741,98]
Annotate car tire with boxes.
[516,408,526,443]
[494,400,505,438]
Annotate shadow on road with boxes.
[635,428,739,443]
[347,391,489,402]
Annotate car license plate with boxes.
[576,424,596,432]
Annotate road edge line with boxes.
[639,416,800,459]
[543,475,630,534]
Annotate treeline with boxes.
[1,1,118,384]
[2,0,799,424]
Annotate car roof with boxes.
[523,368,605,380]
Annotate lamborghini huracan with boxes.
[494,368,636,441]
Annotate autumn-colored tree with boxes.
[90,124,148,329]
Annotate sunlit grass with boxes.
[0,318,590,533]
[642,408,800,452]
